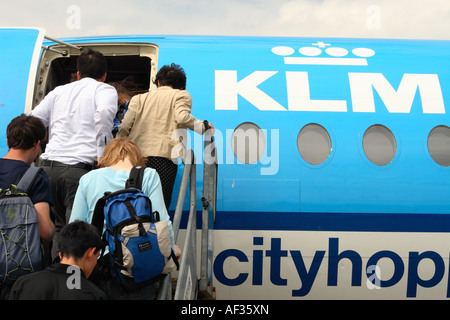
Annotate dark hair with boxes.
[58,221,103,259]
[6,114,46,150]
[77,48,107,80]
[154,63,187,90]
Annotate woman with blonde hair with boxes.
[70,138,178,299]
[98,137,145,168]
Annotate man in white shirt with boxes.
[31,48,117,259]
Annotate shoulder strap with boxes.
[17,166,42,194]
[92,166,146,240]
[126,166,146,190]
[91,192,110,238]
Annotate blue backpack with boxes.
[92,167,178,290]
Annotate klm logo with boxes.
[215,42,445,114]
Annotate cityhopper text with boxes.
[213,237,450,298]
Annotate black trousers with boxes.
[145,156,178,210]
[41,161,93,260]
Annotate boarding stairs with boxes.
[157,127,217,300]
[40,38,218,299]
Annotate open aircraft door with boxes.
[0,27,45,157]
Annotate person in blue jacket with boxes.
[70,137,180,299]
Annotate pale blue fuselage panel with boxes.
[2,33,450,228]
[1,31,450,299]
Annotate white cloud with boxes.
[272,0,450,39]
[0,0,449,39]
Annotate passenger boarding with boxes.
[1,27,450,299]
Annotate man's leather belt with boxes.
[41,160,94,171]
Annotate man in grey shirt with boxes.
[31,48,117,259]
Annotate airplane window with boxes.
[428,125,450,167]
[363,125,396,166]
[297,124,331,165]
[231,122,266,164]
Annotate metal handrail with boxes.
[174,150,197,300]
[157,150,196,300]
[157,127,218,300]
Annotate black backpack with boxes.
[0,167,42,286]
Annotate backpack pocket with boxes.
[0,197,41,284]
[117,222,165,283]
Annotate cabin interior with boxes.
[33,43,158,108]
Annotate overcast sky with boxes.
[0,0,449,40]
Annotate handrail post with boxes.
[174,150,197,300]
[198,128,217,299]
[157,150,197,300]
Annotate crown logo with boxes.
[272,42,375,66]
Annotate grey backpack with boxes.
[0,167,42,286]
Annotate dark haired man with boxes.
[76,48,108,80]
[0,114,54,242]
[118,63,214,209]
[0,114,55,299]
[9,220,106,300]
[31,48,117,259]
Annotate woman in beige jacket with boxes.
[118,63,213,209]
